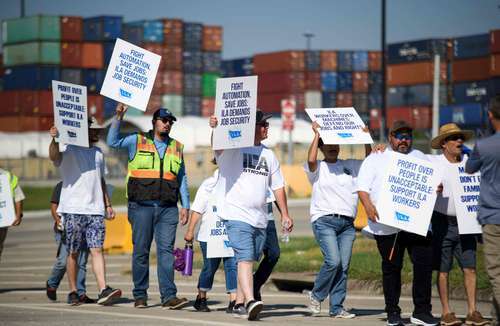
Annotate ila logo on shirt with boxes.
[243,153,269,175]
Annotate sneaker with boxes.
[78,294,97,304]
[465,311,489,326]
[97,286,122,305]
[387,312,404,326]
[226,300,236,314]
[246,300,264,321]
[307,291,321,315]
[193,296,210,312]
[46,281,57,301]
[134,298,148,309]
[331,309,356,319]
[411,312,439,326]
[440,312,462,326]
[161,297,189,310]
[68,291,80,306]
[232,303,248,319]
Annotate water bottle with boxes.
[281,220,290,243]
[182,242,193,276]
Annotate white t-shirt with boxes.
[215,145,284,229]
[191,170,219,242]
[304,159,362,223]
[356,148,428,235]
[266,188,275,221]
[427,154,458,216]
[56,145,106,216]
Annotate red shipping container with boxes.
[353,72,369,92]
[387,107,412,128]
[88,95,104,123]
[21,116,53,132]
[61,16,83,42]
[258,72,305,94]
[253,51,305,73]
[257,92,305,114]
[0,116,22,132]
[320,51,337,71]
[305,72,321,90]
[162,71,183,94]
[201,98,215,117]
[387,106,432,130]
[202,26,222,52]
[491,29,500,54]
[0,90,21,116]
[369,108,381,130]
[81,43,103,69]
[336,92,353,107]
[143,43,164,71]
[145,95,162,114]
[61,42,82,67]
[387,62,447,86]
[20,90,52,116]
[162,47,183,71]
[491,54,500,77]
[151,71,164,95]
[451,57,490,82]
[163,19,183,47]
[368,51,382,71]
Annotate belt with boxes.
[326,213,351,219]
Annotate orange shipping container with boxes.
[257,92,305,114]
[162,47,183,71]
[21,116,53,132]
[253,51,305,73]
[201,98,215,117]
[145,95,162,114]
[163,19,183,47]
[320,51,337,71]
[61,42,82,67]
[368,51,382,71]
[151,71,164,95]
[0,116,22,132]
[451,57,490,82]
[490,54,500,77]
[491,30,500,54]
[336,92,353,107]
[202,26,222,52]
[81,43,103,69]
[161,71,183,94]
[353,72,369,92]
[0,90,21,116]
[61,16,83,41]
[88,95,104,123]
[20,91,53,116]
[143,43,164,71]
[387,61,447,86]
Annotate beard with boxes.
[160,131,169,137]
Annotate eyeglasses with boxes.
[444,134,464,142]
[157,118,174,125]
[257,122,269,128]
[393,133,412,141]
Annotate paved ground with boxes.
[0,205,493,325]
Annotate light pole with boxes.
[303,33,315,51]
[380,0,386,142]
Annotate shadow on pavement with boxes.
[0,287,45,294]
[349,308,386,316]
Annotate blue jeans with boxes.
[128,201,179,302]
[47,231,89,296]
[198,241,237,293]
[311,215,356,315]
[253,220,280,295]
[225,220,266,262]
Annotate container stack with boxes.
[200,25,222,117]
[491,29,500,100]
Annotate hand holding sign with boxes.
[115,102,128,119]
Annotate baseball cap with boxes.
[152,108,177,121]
[256,109,272,124]
[389,120,413,135]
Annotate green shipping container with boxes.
[202,73,219,98]
[2,15,61,44]
[3,42,61,66]
[162,94,183,117]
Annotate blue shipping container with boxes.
[122,24,143,45]
[388,39,447,64]
[183,51,203,73]
[221,58,253,77]
[337,72,353,91]
[305,50,321,71]
[203,52,221,73]
[184,22,203,51]
[369,92,382,109]
[102,41,115,66]
[387,86,407,107]
[440,103,486,126]
[368,72,383,92]
[3,65,60,90]
[183,73,202,96]
[490,78,500,97]
[83,69,105,93]
[353,93,369,113]
[322,92,336,107]
[183,96,201,116]
[83,16,122,41]
[337,51,353,72]
[453,80,490,104]
[407,84,447,106]
[143,20,163,43]
[352,51,368,72]
[321,72,337,91]
[453,34,490,59]
[61,68,82,85]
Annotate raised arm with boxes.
[307,121,321,172]
[465,143,482,174]
[48,126,62,164]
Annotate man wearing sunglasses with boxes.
[107,103,190,310]
[357,120,438,326]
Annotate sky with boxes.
[0,0,499,59]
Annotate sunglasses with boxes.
[257,122,269,128]
[157,118,174,124]
[444,134,464,142]
[393,133,412,141]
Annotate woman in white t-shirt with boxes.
[184,168,237,313]
[304,121,373,318]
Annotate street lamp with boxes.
[303,33,315,51]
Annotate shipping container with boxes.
[61,68,82,85]
[490,77,500,96]
[145,94,162,113]
[387,106,432,129]
[162,94,183,117]
[83,69,105,93]
[88,95,104,123]
[142,43,164,70]
[387,39,447,64]
[305,91,322,108]
[19,90,52,116]
[163,47,183,71]
[453,34,490,59]
[162,71,183,94]
[0,90,21,115]
[369,92,382,109]
[151,71,164,95]
[60,16,83,42]
[143,20,163,43]
[83,16,122,41]
[452,81,490,104]
[337,72,353,91]
[368,72,383,92]
[253,51,304,73]
[491,54,500,77]
[336,92,353,107]
[61,42,81,67]
[387,86,407,107]
[163,19,183,47]
[221,57,253,77]
[202,73,219,97]
[305,51,321,71]
[451,57,490,82]
[440,103,486,126]
[22,116,54,132]
[183,73,202,96]
[3,42,61,66]
[183,51,203,73]
[0,116,22,132]
[81,43,103,69]
[353,93,369,114]
[369,108,382,130]
[353,72,369,92]
[3,66,60,90]
[322,92,336,107]
[352,51,368,71]
[368,51,382,71]
[337,51,353,72]
[104,97,118,118]
[202,51,221,73]
[183,22,203,51]
[387,61,447,86]
[321,72,337,92]
[258,72,305,94]
[202,25,222,52]
[201,97,215,117]
[2,15,60,44]
[491,29,500,54]
[122,24,143,45]
[320,51,337,71]
[407,84,447,106]
[103,41,115,66]
[183,96,201,116]
[305,72,321,90]
[258,92,305,113]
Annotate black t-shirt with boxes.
[51,182,63,205]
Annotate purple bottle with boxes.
[182,242,193,276]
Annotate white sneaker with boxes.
[332,309,356,319]
[307,291,321,315]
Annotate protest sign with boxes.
[448,159,482,234]
[0,174,15,228]
[376,152,442,236]
[206,215,234,258]
[52,81,88,148]
[100,38,161,111]
[305,107,374,144]
[213,76,257,150]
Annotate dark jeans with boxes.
[253,220,281,296]
[374,231,433,315]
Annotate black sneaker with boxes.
[97,286,122,305]
[410,312,439,326]
[46,281,57,301]
[226,300,236,314]
[68,291,80,306]
[161,297,189,310]
[193,296,210,312]
[79,294,97,304]
[232,303,248,319]
[246,300,264,321]
[387,312,404,326]
[134,297,147,308]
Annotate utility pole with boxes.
[380,0,386,142]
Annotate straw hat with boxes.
[430,123,473,149]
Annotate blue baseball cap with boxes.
[153,108,177,121]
